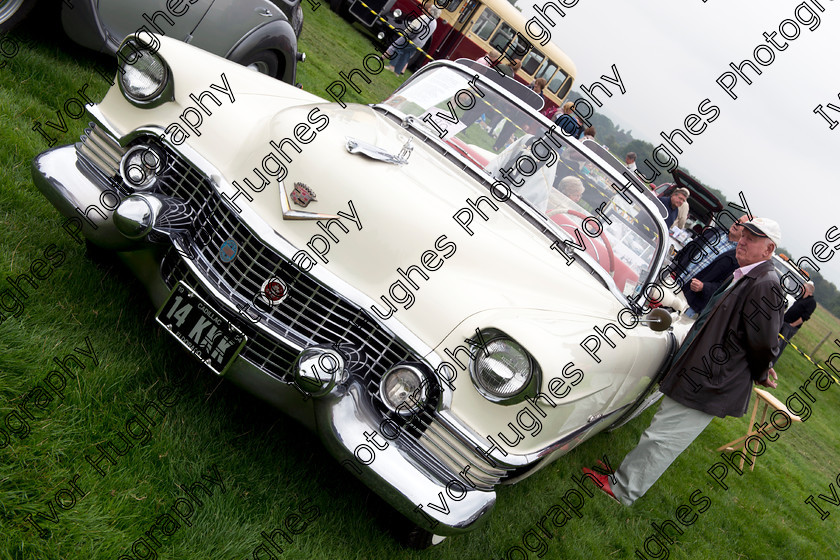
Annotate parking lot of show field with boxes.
[3,4,840,560]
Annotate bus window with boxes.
[554,76,572,100]
[472,9,500,40]
[489,22,515,53]
[521,49,544,75]
[547,69,569,94]
[509,32,531,59]
[535,59,558,82]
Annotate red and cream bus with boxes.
[334,0,577,112]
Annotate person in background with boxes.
[658,187,689,229]
[625,152,637,172]
[477,48,501,67]
[528,77,547,101]
[678,215,749,318]
[554,101,583,139]
[388,6,440,75]
[559,176,585,202]
[674,195,689,229]
[583,126,596,141]
[497,57,521,77]
[778,281,816,357]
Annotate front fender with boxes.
[188,0,298,83]
[61,0,109,53]
[226,20,298,84]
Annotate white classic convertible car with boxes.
[32,34,685,545]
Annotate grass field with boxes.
[2,5,840,560]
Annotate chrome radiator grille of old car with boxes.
[153,162,417,399]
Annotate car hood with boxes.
[220,102,628,350]
[93,39,635,364]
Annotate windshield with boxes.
[382,65,665,302]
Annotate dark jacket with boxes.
[659,259,785,418]
[684,249,740,314]
[784,295,816,324]
[554,113,583,139]
[658,196,678,228]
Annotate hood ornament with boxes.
[346,136,411,165]
[398,138,413,163]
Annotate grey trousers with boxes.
[611,395,715,505]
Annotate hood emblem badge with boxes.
[291,182,317,207]
[258,277,289,306]
[219,239,238,263]
[279,179,339,221]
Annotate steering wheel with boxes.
[566,209,616,276]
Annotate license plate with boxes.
[155,282,246,375]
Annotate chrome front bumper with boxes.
[31,142,496,534]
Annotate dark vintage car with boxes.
[1,0,304,82]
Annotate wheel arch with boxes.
[224,19,298,83]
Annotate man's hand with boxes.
[757,367,778,389]
[690,278,703,292]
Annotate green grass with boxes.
[3,6,840,560]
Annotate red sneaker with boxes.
[596,459,615,474]
[582,467,619,503]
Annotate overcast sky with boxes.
[518,0,840,285]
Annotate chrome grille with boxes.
[150,141,514,486]
[146,144,423,413]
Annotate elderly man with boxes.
[658,188,689,229]
[778,281,816,357]
[677,215,750,317]
[585,217,785,505]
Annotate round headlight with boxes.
[116,39,172,107]
[120,145,165,191]
[380,365,428,415]
[121,51,167,101]
[471,337,535,401]
[393,8,402,17]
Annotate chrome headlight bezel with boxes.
[379,364,430,416]
[117,37,174,108]
[119,144,166,191]
[469,330,540,405]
